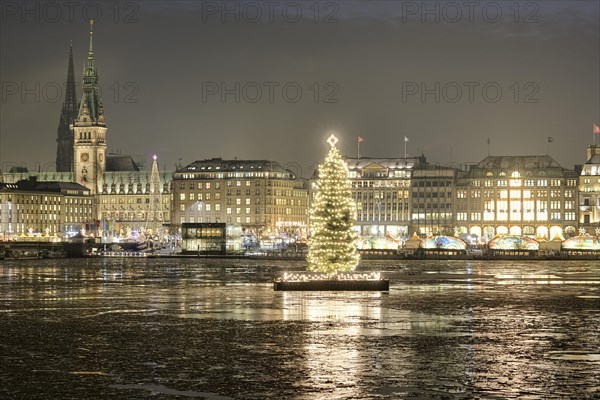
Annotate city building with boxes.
[1,23,172,241]
[173,158,308,251]
[0,177,94,239]
[1,21,597,249]
[454,155,579,241]
[320,156,458,245]
[410,163,458,236]
[181,223,226,254]
[320,156,421,249]
[578,144,600,234]
[97,155,172,240]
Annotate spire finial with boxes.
[89,19,94,53]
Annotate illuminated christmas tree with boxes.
[307,134,360,273]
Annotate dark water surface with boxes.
[1,259,598,399]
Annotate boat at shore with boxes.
[93,250,159,258]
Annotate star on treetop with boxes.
[327,134,339,148]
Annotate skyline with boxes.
[1,1,599,175]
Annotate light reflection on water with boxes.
[0,258,598,399]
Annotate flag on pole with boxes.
[357,136,364,142]
[594,123,600,134]
[404,136,409,142]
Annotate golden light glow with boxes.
[307,137,360,273]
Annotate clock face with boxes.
[81,153,89,162]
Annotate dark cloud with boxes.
[1,0,598,175]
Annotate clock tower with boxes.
[73,20,107,195]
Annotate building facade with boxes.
[173,158,308,250]
[0,177,94,238]
[410,164,458,236]
[97,156,172,239]
[342,157,420,243]
[454,155,579,241]
[578,145,600,234]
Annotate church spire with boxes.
[65,41,77,111]
[55,41,79,172]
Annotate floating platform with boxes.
[273,272,389,291]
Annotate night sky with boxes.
[1,1,598,175]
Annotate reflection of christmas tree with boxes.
[307,135,360,273]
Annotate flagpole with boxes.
[357,140,360,158]
[404,136,408,158]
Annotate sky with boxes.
[1,0,599,176]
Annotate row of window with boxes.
[357,203,410,210]
[103,212,168,221]
[354,191,410,199]
[101,197,168,204]
[455,212,577,222]
[357,214,411,222]
[457,190,574,199]
[351,180,411,188]
[177,179,296,190]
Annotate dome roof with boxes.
[489,236,539,250]
[561,235,600,250]
[421,236,467,250]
